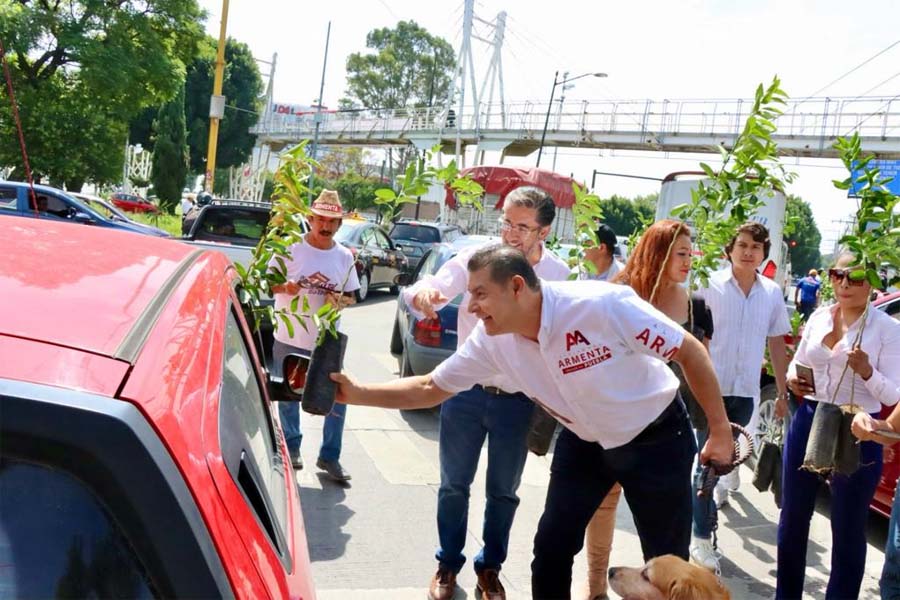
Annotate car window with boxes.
[880,297,900,320]
[219,308,289,557]
[0,187,16,211]
[0,460,156,597]
[415,250,439,282]
[360,227,375,247]
[374,229,392,249]
[390,224,440,243]
[39,194,70,218]
[444,228,460,243]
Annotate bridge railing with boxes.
[251,96,900,142]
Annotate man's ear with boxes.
[537,225,551,242]
[511,275,525,296]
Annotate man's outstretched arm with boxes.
[330,372,453,410]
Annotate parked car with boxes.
[389,236,490,376]
[71,192,171,237]
[110,191,160,214]
[0,216,315,598]
[334,217,409,302]
[388,221,463,270]
[753,291,900,517]
[0,181,168,237]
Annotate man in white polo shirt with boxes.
[403,186,569,600]
[690,221,790,572]
[331,245,733,600]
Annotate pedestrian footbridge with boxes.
[252,96,900,160]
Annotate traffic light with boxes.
[789,239,798,248]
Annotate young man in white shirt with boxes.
[331,244,734,600]
[269,190,360,480]
[691,221,791,571]
[402,187,570,600]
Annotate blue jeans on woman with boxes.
[273,339,345,461]
[776,399,883,599]
[436,385,535,575]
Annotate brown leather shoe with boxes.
[428,567,456,600]
[476,569,506,600]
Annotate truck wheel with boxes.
[355,271,370,303]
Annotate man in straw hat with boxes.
[269,189,360,481]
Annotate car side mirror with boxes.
[393,272,412,287]
[73,211,95,224]
[267,354,308,402]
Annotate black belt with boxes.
[477,384,515,396]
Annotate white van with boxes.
[655,171,791,297]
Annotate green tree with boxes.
[151,85,188,213]
[343,21,456,109]
[184,37,263,173]
[596,193,657,237]
[784,194,822,275]
[0,0,202,186]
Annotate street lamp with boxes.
[536,71,607,168]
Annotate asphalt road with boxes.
[293,289,888,599]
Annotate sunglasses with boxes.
[828,268,867,286]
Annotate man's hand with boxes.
[851,412,898,445]
[273,280,302,295]
[412,287,449,319]
[330,372,360,405]
[326,291,353,310]
[700,423,734,467]
[774,396,789,419]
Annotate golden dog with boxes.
[608,554,730,600]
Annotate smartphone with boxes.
[795,363,816,397]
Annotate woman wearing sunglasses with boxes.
[777,252,900,599]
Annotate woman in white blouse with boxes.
[776,252,900,600]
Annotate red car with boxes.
[870,290,900,516]
[110,191,160,214]
[0,217,316,598]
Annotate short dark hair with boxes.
[595,223,618,256]
[725,221,771,260]
[504,186,556,227]
[467,244,541,291]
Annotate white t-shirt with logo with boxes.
[431,280,685,448]
[269,236,360,351]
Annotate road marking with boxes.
[355,430,440,485]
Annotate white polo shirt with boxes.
[698,268,791,398]
[431,281,685,448]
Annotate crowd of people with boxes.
[272,187,900,600]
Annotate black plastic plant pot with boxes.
[302,331,348,416]
[801,402,861,476]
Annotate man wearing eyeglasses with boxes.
[401,186,570,600]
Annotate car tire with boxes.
[390,319,403,355]
[754,384,779,460]
[398,347,413,377]
[356,271,370,303]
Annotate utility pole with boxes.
[204,0,230,193]
[308,21,332,201]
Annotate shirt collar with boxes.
[536,283,556,345]
[723,266,762,295]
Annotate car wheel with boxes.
[754,384,779,459]
[398,346,413,377]
[356,271,370,303]
[390,319,403,355]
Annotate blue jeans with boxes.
[273,339,346,462]
[692,395,754,538]
[532,397,696,599]
[882,478,900,599]
[776,400,882,600]
[436,385,535,574]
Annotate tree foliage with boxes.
[343,21,455,109]
[784,194,822,275]
[596,194,657,238]
[0,0,202,187]
[184,37,263,172]
[151,85,188,212]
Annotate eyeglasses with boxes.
[828,268,867,286]
[498,218,542,235]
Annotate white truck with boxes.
[655,171,792,297]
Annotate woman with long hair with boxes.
[580,219,714,600]
[776,252,900,599]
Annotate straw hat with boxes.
[310,189,343,218]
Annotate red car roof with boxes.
[0,216,198,359]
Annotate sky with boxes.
[197,0,900,253]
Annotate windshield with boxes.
[334,221,365,244]
[390,224,439,243]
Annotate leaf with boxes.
[374,188,397,201]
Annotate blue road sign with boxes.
[849,159,900,197]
